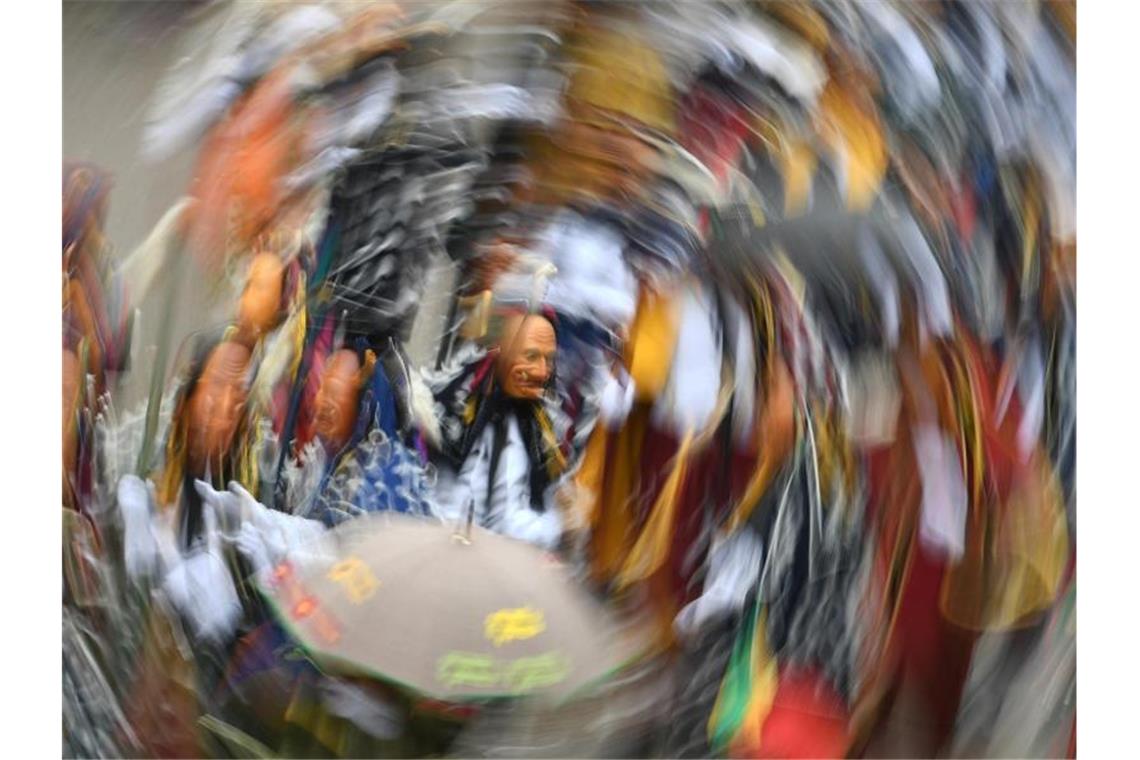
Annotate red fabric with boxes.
[862,436,976,749]
[736,668,851,759]
[892,545,977,742]
[960,339,1032,501]
[291,314,336,450]
[949,179,977,241]
[678,86,751,187]
[631,420,765,611]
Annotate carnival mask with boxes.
[237,252,285,343]
[496,314,556,401]
[314,349,365,451]
[187,341,251,470]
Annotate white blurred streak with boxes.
[913,425,968,561]
[651,282,723,437]
[117,474,162,585]
[674,528,764,639]
[951,594,1075,758]
[1017,339,1047,461]
[318,679,407,740]
[858,1,941,120]
[722,13,828,103]
[118,198,193,303]
[160,504,243,643]
[140,1,270,160]
[890,199,955,339]
[596,366,635,431]
[857,221,901,349]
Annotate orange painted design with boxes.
[292,597,318,620]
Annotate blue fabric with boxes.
[308,358,432,527]
[222,620,319,692]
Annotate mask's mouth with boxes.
[513,372,547,396]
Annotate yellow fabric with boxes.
[535,406,568,477]
[616,431,695,588]
[626,286,681,402]
[574,425,608,531]
[937,334,1068,632]
[589,405,649,583]
[564,24,674,135]
[234,417,261,495]
[284,686,352,756]
[941,454,1070,631]
[814,403,839,500]
[779,140,818,217]
[752,281,777,372]
[773,251,806,311]
[289,277,307,380]
[817,82,887,212]
[946,346,985,507]
[459,289,493,340]
[249,306,304,410]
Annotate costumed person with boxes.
[108,237,301,754]
[157,236,295,549]
[62,162,148,756]
[63,162,133,513]
[426,307,571,551]
[276,337,436,527]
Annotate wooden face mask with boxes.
[187,341,251,470]
[313,349,364,451]
[496,314,557,401]
[237,252,285,343]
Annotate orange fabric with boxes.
[725,356,796,533]
[62,347,82,508]
[189,64,309,268]
[65,277,104,390]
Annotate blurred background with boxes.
[64,0,458,410]
[61,2,1075,758]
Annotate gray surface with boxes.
[64,1,226,410]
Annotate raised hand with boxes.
[117,474,162,584]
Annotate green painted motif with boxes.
[504,652,570,691]
[436,650,570,692]
[437,652,500,688]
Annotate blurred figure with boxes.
[427,309,570,550]
[62,163,133,510]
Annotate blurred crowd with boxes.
[63,1,1075,758]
